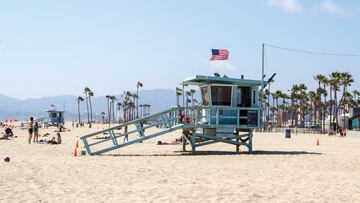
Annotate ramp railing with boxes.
[80,107,182,155]
[181,106,261,129]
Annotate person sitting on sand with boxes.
[55,125,70,132]
[47,137,57,144]
[47,133,62,144]
[5,127,14,138]
[56,133,62,144]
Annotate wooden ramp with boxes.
[80,107,182,155]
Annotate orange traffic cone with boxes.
[73,145,78,157]
[316,138,319,146]
[73,148,77,157]
[76,140,79,148]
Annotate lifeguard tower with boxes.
[38,110,65,127]
[180,75,261,153]
[80,75,263,155]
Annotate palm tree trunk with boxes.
[343,85,347,129]
[272,97,275,127]
[276,98,279,127]
[334,89,338,132]
[112,102,115,123]
[291,98,294,127]
[89,96,93,123]
[77,101,81,124]
[323,84,327,134]
[107,98,111,128]
[136,87,139,118]
[329,85,333,131]
[85,94,90,123]
[267,84,271,125]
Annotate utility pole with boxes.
[261,43,265,127]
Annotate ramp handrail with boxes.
[81,106,181,139]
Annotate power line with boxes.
[265,43,360,57]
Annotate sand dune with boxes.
[1,123,360,202]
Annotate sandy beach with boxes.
[0,123,359,202]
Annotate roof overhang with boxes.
[182,75,262,86]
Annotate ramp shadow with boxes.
[99,150,321,157]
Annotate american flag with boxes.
[210,49,229,61]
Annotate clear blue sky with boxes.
[0,0,359,99]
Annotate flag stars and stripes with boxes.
[210,49,229,61]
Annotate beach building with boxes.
[349,107,360,129]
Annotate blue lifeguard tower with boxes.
[37,109,65,127]
[47,109,64,126]
[180,75,262,153]
[80,75,263,155]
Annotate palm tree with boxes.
[328,78,335,130]
[320,76,329,133]
[84,87,91,123]
[267,78,275,125]
[76,96,84,124]
[339,72,354,128]
[290,84,300,127]
[297,84,308,127]
[110,96,117,123]
[314,74,327,131]
[330,71,341,131]
[117,102,122,123]
[123,100,129,122]
[101,112,106,124]
[88,90,94,123]
[272,90,282,127]
[132,94,139,117]
[122,91,132,121]
[105,95,111,127]
[280,92,288,127]
[136,82,143,118]
[308,91,318,126]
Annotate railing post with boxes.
[109,129,119,146]
[216,108,219,126]
[82,138,92,155]
[193,108,198,125]
[136,122,145,138]
[237,109,240,128]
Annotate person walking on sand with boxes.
[33,120,39,143]
[28,117,34,144]
[123,125,128,142]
